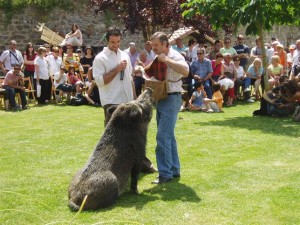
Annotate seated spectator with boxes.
[188,82,209,111]
[84,67,101,106]
[246,58,263,100]
[54,65,73,102]
[268,55,284,89]
[190,48,213,98]
[60,24,83,47]
[233,55,253,102]
[204,82,224,112]
[2,64,27,110]
[220,37,237,56]
[221,53,236,106]
[67,65,84,94]
[210,52,224,82]
[63,44,82,74]
[80,46,94,74]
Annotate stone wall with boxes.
[0,6,299,53]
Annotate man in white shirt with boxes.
[93,27,157,173]
[0,40,24,75]
[93,27,134,125]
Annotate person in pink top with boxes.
[67,65,84,94]
[2,64,27,110]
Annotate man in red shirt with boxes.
[3,64,27,110]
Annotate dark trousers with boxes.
[34,79,50,104]
[3,86,27,108]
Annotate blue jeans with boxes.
[155,93,182,179]
[3,85,27,108]
[244,77,252,88]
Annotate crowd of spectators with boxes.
[0,29,299,120]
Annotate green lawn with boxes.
[0,101,299,225]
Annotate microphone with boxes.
[120,70,124,80]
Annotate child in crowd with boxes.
[188,82,209,111]
[204,83,224,112]
[67,65,84,94]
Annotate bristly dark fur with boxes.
[68,88,154,211]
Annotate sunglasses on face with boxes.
[197,52,204,55]
[14,68,21,70]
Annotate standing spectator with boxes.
[206,40,222,60]
[93,27,156,173]
[47,46,62,101]
[292,39,300,66]
[0,40,24,75]
[144,40,155,62]
[233,35,250,69]
[2,64,27,110]
[191,48,213,98]
[250,36,267,61]
[186,38,196,63]
[133,50,151,97]
[149,31,189,184]
[34,47,50,104]
[124,42,140,68]
[273,43,287,74]
[44,43,51,56]
[220,37,237,56]
[80,46,94,74]
[60,24,83,47]
[267,41,279,64]
[287,44,296,74]
[23,42,37,86]
[172,38,187,54]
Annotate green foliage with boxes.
[182,0,300,36]
[0,102,299,224]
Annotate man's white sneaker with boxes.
[207,109,214,113]
[247,99,254,103]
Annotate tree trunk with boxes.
[259,27,270,92]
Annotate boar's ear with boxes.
[107,105,118,115]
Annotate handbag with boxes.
[144,57,168,102]
[144,79,167,102]
[36,83,41,97]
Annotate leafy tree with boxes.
[89,0,215,41]
[181,0,300,91]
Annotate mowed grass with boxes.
[0,101,299,225]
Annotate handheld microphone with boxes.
[120,70,124,80]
